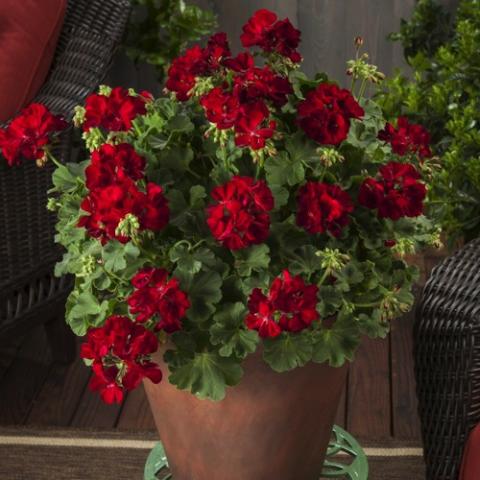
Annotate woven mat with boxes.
[0,427,425,479]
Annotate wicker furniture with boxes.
[414,238,480,480]
[0,0,131,362]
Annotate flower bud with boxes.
[354,36,364,48]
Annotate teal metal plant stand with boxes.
[144,425,368,480]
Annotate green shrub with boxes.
[125,0,217,83]
[379,0,480,242]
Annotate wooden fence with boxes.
[109,0,460,89]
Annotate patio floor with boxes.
[0,296,421,441]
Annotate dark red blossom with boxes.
[358,161,426,220]
[78,178,169,244]
[83,87,151,132]
[233,65,293,107]
[127,268,190,332]
[234,101,276,150]
[0,103,67,166]
[207,176,274,250]
[378,117,432,158]
[200,87,240,129]
[166,33,230,101]
[223,52,255,72]
[296,182,354,236]
[297,83,364,145]
[241,9,302,62]
[246,270,319,338]
[85,143,146,190]
[80,315,162,404]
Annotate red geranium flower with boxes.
[241,9,302,63]
[204,32,231,71]
[297,83,364,145]
[166,33,230,101]
[206,176,274,249]
[296,182,354,236]
[78,178,169,244]
[378,117,432,158]
[0,103,67,166]
[234,101,276,150]
[127,267,190,332]
[358,161,426,220]
[233,65,293,107]
[80,315,162,404]
[85,143,146,190]
[246,270,319,338]
[200,87,240,129]
[83,87,150,132]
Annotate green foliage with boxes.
[168,350,243,401]
[125,0,217,83]
[379,0,480,241]
[210,303,259,358]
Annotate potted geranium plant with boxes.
[0,9,439,480]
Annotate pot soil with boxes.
[144,350,348,480]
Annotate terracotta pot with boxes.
[144,349,348,480]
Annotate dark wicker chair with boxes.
[0,0,132,363]
[414,238,480,479]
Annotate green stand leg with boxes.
[144,425,368,480]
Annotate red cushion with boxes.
[459,423,480,479]
[0,0,67,122]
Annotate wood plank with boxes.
[70,384,123,429]
[391,303,422,439]
[347,336,391,437]
[116,384,156,430]
[26,338,90,427]
[0,326,52,425]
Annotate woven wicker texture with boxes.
[414,238,480,480]
[0,0,131,334]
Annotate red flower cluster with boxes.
[83,87,152,132]
[78,143,169,243]
[206,176,274,250]
[378,117,432,158]
[166,33,231,101]
[166,11,297,150]
[199,59,291,149]
[297,83,364,145]
[0,103,67,166]
[127,267,190,332]
[359,162,427,220]
[296,182,354,236]
[240,9,302,62]
[246,270,319,338]
[80,315,162,404]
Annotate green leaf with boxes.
[233,244,270,277]
[263,332,313,372]
[51,162,87,192]
[169,352,243,401]
[312,314,361,367]
[158,146,193,172]
[210,303,259,358]
[288,245,321,276]
[69,291,102,318]
[265,151,305,187]
[270,184,289,208]
[102,241,127,272]
[167,114,194,133]
[189,185,206,209]
[176,270,223,323]
[357,310,390,338]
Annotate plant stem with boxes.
[46,150,64,169]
